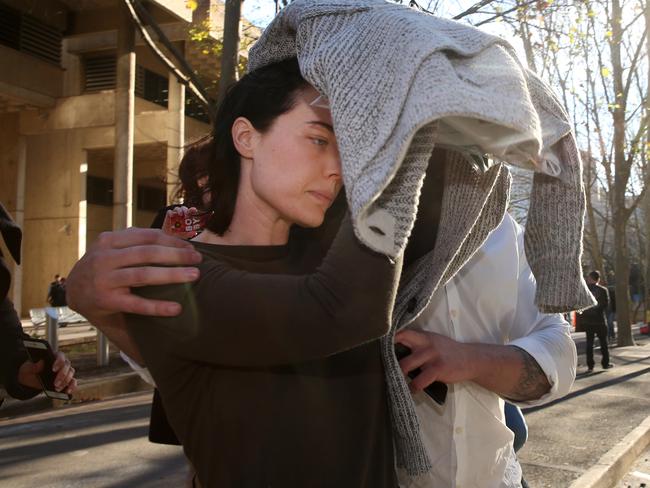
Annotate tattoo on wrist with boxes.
[508,346,551,401]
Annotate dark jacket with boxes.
[0,202,40,401]
[0,297,40,400]
[580,283,609,326]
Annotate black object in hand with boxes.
[394,343,447,406]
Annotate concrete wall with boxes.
[0,45,63,104]
[20,129,85,312]
[6,90,209,315]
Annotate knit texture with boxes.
[248,0,595,475]
[249,0,594,312]
[380,152,512,474]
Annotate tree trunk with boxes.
[584,157,606,278]
[644,0,650,325]
[610,0,635,346]
[515,0,537,72]
[217,0,242,105]
[644,190,650,324]
[614,213,634,345]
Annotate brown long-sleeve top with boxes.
[126,214,402,488]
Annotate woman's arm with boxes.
[128,215,402,367]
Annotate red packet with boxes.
[169,211,211,234]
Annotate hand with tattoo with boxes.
[395,329,551,401]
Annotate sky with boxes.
[240,0,528,66]
[241,0,276,26]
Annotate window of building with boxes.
[83,56,169,110]
[82,55,210,123]
[186,92,211,123]
[84,56,117,92]
[137,185,166,212]
[0,3,62,66]
[86,175,113,207]
[136,67,168,108]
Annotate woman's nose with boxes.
[326,154,342,180]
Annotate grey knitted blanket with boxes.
[249,0,594,476]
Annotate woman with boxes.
[125,58,404,487]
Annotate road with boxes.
[0,391,187,488]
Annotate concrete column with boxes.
[12,136,26,315]
[101,6,135,367]
[113,5,135,230]
[78,158,87,259]
[166,73,185,204]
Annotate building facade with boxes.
[0,0,254,315]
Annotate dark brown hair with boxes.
[174,136,213,209]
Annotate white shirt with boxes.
[398,214,577,488]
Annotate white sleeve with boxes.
[120,351,157,387]
[506,221,577,407]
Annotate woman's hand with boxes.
[18,351,78,395]
[66,227,201,318]
[162,206,201,239]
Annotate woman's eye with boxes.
[311,137,328,146]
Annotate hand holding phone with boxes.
[22,338,73,400]
[394,343,447,406]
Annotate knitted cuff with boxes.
[532,256,596,313]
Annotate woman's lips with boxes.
[308,190,334,205]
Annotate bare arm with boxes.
[395,330,551,401]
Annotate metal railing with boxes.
[29,306,109,366]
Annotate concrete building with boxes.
[0,0,258,316]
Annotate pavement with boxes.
[1,323,649,487]
[518,330,650,488]
[0,391,187,487]
[618,443,650,487]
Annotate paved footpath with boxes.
[1,329,649,487]
[0,391,187,488]
[519,335,650,488]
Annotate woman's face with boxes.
[245,86,343,228]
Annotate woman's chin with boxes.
[293,211,326,229]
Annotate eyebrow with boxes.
[306,121,335,133]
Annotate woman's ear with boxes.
[231,117,258,160]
